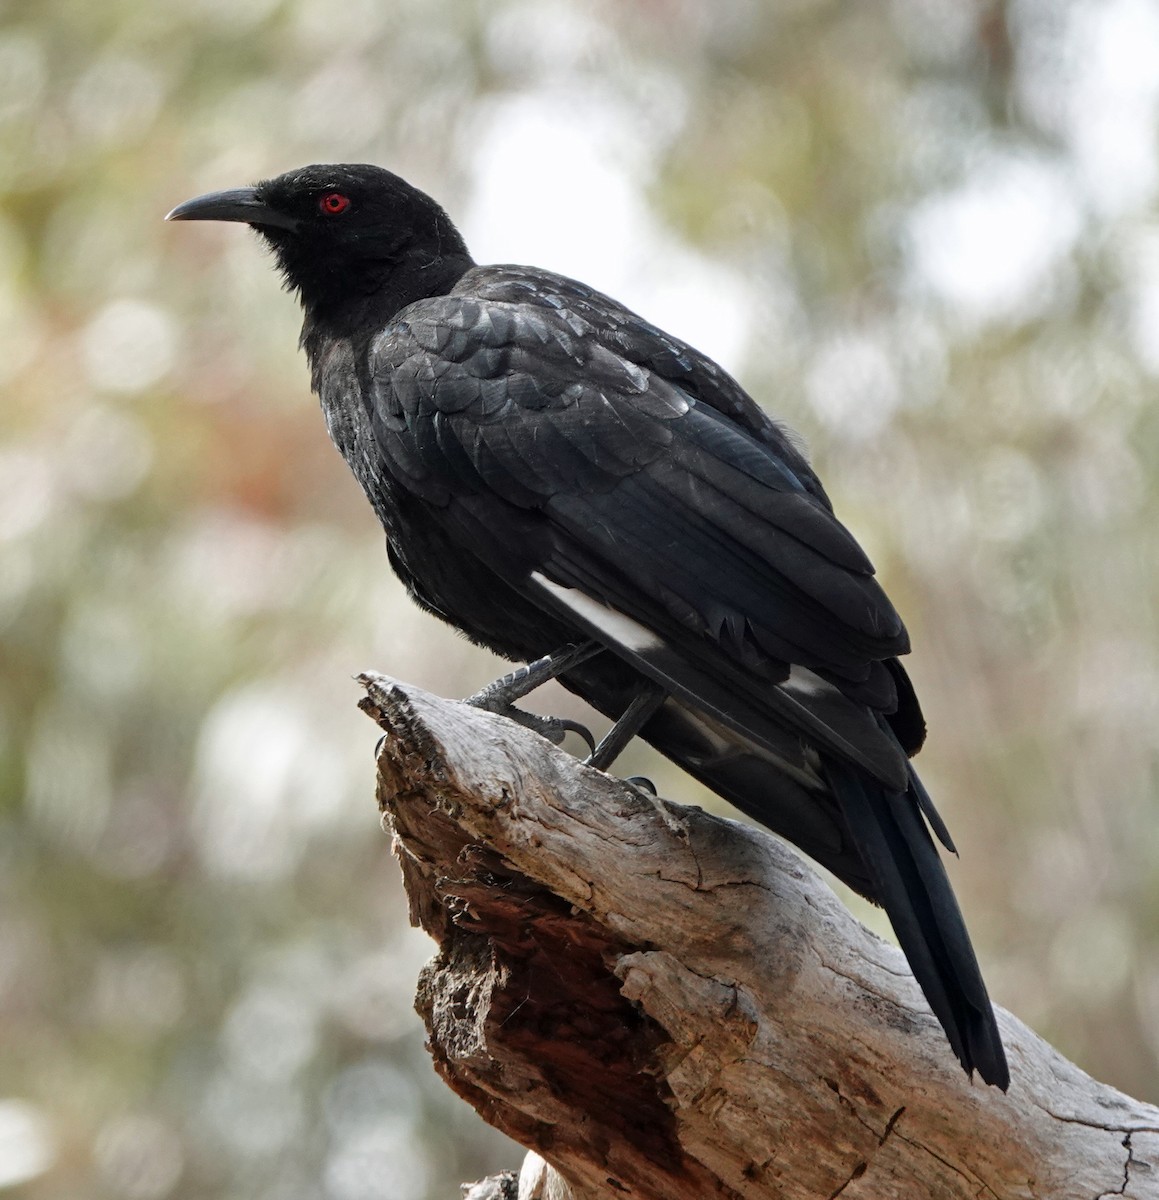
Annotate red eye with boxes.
[319,192,351,215]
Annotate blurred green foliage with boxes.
[2,0,1158,1196]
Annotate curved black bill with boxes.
[165,187,299,232]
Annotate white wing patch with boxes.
[530,573,663,652]
[781,665,838,698]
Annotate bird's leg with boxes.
[465,641,603,752]
[585,684,667,773]
[466,641,602,710]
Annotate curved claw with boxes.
[625,775,657,795]
[492,705,596,755]
[553,718,597,756]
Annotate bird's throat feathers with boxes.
[263,228,474,350]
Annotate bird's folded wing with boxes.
[370,283,915,789]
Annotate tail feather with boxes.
[558,659,1010,1087]
[825,757,1009,1089]
[897,743,956,854]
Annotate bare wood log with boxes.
[360,673,1159,1200]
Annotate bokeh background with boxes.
[2,0,1159,1195]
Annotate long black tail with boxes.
[824,757,1009,1089]
[558,658,1010,1087]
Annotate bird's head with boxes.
[167,163,473,328]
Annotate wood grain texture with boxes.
[360,674,1159,1200]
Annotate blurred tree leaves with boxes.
[2,0,1158,1196]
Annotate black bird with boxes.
[168,164,1009,1089]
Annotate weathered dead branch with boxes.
[360,674,1159,1200]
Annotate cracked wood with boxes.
[360,674,1159,1200]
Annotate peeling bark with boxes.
[361,674,1159,1200]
